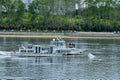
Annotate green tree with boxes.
[0,0,25,30]
[29,0,55,30]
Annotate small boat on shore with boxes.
[1,37,89,57]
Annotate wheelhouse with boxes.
[50,37,66,48]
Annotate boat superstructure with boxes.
[1,37,88,57]
[15,37,88,56]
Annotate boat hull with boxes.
[0,49,88,57]
[11,51,88,57]
[11,53,62,57]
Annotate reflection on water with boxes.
[0,37,120,79]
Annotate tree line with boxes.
[0,0,120,32]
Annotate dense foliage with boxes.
[0,0,120,32]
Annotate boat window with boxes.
[42,48,47,50]
[53,43,57,46]
[21,50,26,53]
[57,50,61,53]
[28,50,34,53]
[60,43,63,46]
[28,46,33,49]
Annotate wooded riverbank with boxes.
[0,0,120,32]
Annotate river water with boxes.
[0,37,120,80]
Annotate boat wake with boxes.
[88,53,95,60]
[88,53,103,61]
[0,51,11,58]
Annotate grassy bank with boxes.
[0,31,120,39]
[0,31,67,38]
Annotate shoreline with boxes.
[0,32,120,39]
